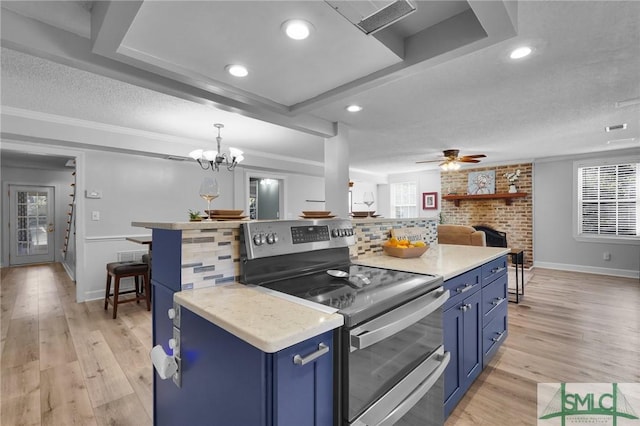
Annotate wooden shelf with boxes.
[442,192,527,206]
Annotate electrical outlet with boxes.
[92,211,100,221]
[603,252,611,261]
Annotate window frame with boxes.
[390,181,418,219]
[573,155,640,245]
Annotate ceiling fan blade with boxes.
[460,154,486,159]
[416,158,445,164]
[459,158,481,163]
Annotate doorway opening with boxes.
[249,177,283,220]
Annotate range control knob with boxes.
[266,233,278,244]
[253,233,265,246]
[332,229,340,238]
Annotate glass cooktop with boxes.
[261,264,442,327]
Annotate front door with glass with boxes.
[9,185,55,265]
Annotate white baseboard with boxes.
[61,261,76,281]
[534,261,640,279]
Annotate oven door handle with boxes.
[375,351,451,426]
[350,287,448,351]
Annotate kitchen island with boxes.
[133,219,508,424]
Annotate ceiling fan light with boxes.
[453,162,461,170]
[188,149,203,160]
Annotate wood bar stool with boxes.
[104,261,150,319]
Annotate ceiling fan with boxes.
[416,149,486,170]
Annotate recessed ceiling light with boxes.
[282,19,313,40]
[510,46,532,59]
[346,105,363,112]
[226,64,248,77]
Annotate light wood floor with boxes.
[1,263,638,425]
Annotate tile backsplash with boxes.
[179,218,437,290]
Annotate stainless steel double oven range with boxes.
[240,219,450,426]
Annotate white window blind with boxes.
[391,182,417,218]
[578,162,639,237]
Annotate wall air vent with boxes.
[326,0,416,35]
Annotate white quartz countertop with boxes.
[132,220,247,230]
[174,284,344,353]
[354,244,510,280]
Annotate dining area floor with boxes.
[1,262,639,425]
[1,263,152,426]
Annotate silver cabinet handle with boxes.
[492,297,505,306]
[350,288,449,351]
[460,303,472,312]
[492,331,505,342]
[293,343,329,366]
[456,283,474,293]
[491,267,506,274]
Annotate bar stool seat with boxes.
[104,261,150,319]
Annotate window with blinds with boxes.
[578,162,639,237]
[390,182,417,218]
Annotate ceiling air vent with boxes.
[604,123,627,132]
[326,0,416,35]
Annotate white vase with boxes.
[508,184,517,193]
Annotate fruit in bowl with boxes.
[382,238,429,258]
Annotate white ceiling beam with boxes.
[1,7,336,138]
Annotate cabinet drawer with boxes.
[481,256,507,287]
[482,274,508,323]
[444,268,481,310]
[482,305,507,365]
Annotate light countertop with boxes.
[354,244,510,280]
[174,284,344,353]
[172,244,509,353]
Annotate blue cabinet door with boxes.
[443,288,482,418]
[443,304,463,418]
[273,331,334,426]
[461,289,482,385]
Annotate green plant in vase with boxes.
[188,209,202,221]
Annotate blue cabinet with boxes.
[443,285,482,418]
[150,227,334,426]
[154,295,334,426]
[443,255,508,418]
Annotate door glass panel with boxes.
[16,190,49,255]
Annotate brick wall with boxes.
[440,163,533,268]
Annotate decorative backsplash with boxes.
[179,218,438,290]
[349,218,438,258]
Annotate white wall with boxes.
[534,150,640,278]
[385,170,442,219]
[1,167,73,267]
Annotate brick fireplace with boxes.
[440,163,533,268]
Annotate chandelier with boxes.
[188,123,244,172]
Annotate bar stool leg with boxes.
[104,273,111,310]
[134,276,141,304]
[112,275,121,319]
[143,270,151,311]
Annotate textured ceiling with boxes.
[1,1,639,176]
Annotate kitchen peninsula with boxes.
[133,218,509,425]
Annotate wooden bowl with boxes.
[206,209,244,216]
[382,244,429,258]
[302,211,331,216]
